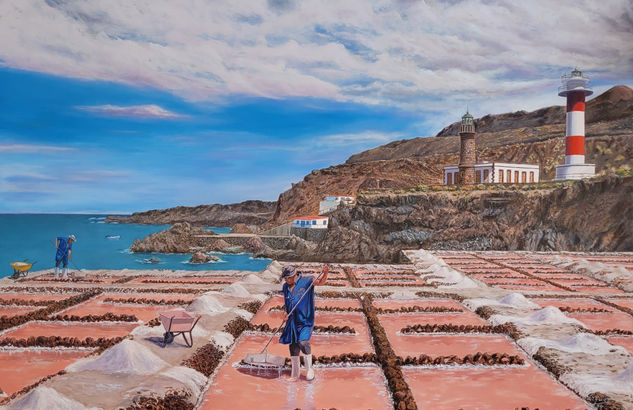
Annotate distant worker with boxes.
[55,234,76,279]
[280,264,329,381]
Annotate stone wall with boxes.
[290,227,328,242]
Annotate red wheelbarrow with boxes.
[159,310,201,348]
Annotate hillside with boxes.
[105,200,276,227]
[268,85,633,225]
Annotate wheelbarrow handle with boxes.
[260,267,328,354]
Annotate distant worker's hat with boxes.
[281,265,297,279]
[69,234,76,242]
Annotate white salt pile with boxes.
[5,386,95,410]
[234,308,254,320]
[440,276,479,289]
[210,331,235,350]
[251,293,269,302]
[464,293,540,310]
[490,306,586,327]
[243,274,265,284]
[561,364,633,397]
[187,294,229,315]
[160,366,208,396]
[222,283,251,298]
[518,333,629,356]
[67,339,168,375]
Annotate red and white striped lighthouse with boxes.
[555,68,595,180]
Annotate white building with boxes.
[444,162,540,185]
[319,195,355,215]
[292,216,329,229]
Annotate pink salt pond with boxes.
[201,336,391,410]
[567,311,632,332]
[606,298,633,311]
[391,334,522,358]
[0,306,39,317]
[0,292,79,303]
[59,299,163,322]
[0,350,90,395]
[532,298,614,311]
[1,321,137,340]
[237,332,373,358]
[402,366,587,409]
[96,293,196,303]
[378,313,488,346]
[607,336,633,354]
[372,299,464,311]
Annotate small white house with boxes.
[444,162,540,185]
[292,216,329,229]
[319,195,355,215]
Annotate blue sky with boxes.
[1,0,632,213]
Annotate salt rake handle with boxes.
[260,269,327,354]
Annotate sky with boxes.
[0,0,632,213]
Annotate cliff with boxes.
[299,174,633,263]
[107,200,276,228]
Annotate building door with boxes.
[483,169,489,183]
[530,172,535,183]
[475,170,481,183]
[499,170,504,183]
[521,172,527,183]
[514,171,519,183]
[447,173,453,185]
[507,170,512,183]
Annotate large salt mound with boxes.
[440,276,479,289]
[465,293,541,310]
[211,331,235,350]
[490,306,586,327]
[222,282,250,297]
[234,308,254,320]
[5,386,95,410]
[561,364,633,396]
[67,339,168,375]
[519,333,628,356]
[160,366,207,396]
[243,274,265,284]
[187,294,229,315]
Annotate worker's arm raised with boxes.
[314,264,330,286]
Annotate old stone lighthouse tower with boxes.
[457,111,476,184]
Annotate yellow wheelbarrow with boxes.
[9,261,34,279]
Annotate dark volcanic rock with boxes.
[189,252,218,264]
[130,222,212,253]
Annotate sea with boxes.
[0,214,271,279]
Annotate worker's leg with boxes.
[289,343,300,380]
[55,260,61,278]
[61,258,68,279]
[299,341,314,380]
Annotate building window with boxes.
[312,220,316,225]
[507,170,512,183]
[499,170,504,183]
[447,173,453,185]
[323,220,327,225]
[514,171,519,183]
[521,171,527,183]
[483,169,489,183]
[530,171,535,183]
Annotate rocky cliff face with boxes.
[130,222,215,253]
[268,86,633,225]
[107,200,276,227]
[301,174,633,263]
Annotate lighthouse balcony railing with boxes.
[558,83,592,94]
[561,72,590,82]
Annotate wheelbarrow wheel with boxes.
[163,331,175,345]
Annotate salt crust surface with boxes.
[243,274,265,284]
[2,386,97,410]
[490,306,586,327]
[211,331,235,350]
[159,366,207,396]
[518,333,629,356]
[464,293,540,310]
[440,276,478,289]
[234,308,254,320]
[222,283,251,298]
[561,365,633,397]
[187,294,229,315]
[389,291,418,299]
[67,339,169,375]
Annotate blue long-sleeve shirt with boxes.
[279,275,315,344]
[55,237,72,263]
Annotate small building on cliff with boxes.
[291,216,328,242]
[319,195,355,215]
[444,112,540,185]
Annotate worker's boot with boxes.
[54,267,59,279]
[305,354,315,381]
[290,356,300,380]
[62,267,68,279]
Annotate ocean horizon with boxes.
[0,214,270,279]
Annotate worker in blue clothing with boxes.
[280,264,329,381]
[55,234,76,279]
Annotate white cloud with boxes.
[0,144,74,153]
[76,104,184,119]
[0,0,631,117]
